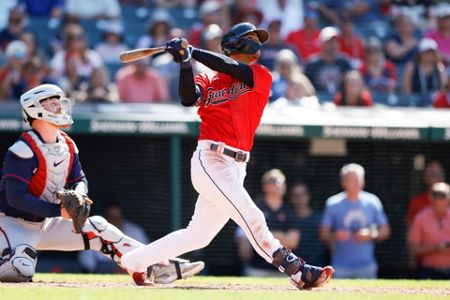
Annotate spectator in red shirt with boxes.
[337,17,365,69]
[285,9,320,62]
[408,182,450,279]
[433,77,450,108]
[407,161,446,225]
[334,70,373,106]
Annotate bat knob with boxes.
[179,38,189,56]
[180,39,189,49]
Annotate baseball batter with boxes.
[0,84,204,285]
[122,22,334,289]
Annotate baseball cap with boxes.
[5,40,27,59]
[261,169,286,185]
[200,0,221,17]
[319,26,339,43]
[418,38,438,53]
[431,182,450,199]
[433,3,450,18]
[103,21,123,36]
[148,8,173,29]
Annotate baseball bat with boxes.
[119,40,189,63]
[119,47,166,63]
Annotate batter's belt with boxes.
[209,142,250,163]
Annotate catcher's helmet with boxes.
[221,22,269,56]
[20,84,73,126]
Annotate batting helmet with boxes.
[221,22,269,56]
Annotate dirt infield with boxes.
[2,280,449,295]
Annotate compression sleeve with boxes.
[178,64,200,107]
[191,48,254,87]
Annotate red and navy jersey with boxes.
[0,130,86,222]
[195,64,272,151]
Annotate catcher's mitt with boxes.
[56,190,93,233]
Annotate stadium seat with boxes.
[105,62,124,81]
[28,17,61,55]
[122,7,149,47]
[316,91,334,103]
[79,19,102,47]
[169,8,199,29]
[371,92,400,106]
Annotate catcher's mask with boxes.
[20,84,73,127]
[221,22,269,56]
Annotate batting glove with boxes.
[165,37,192,63]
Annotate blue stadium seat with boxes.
[316,91,334,103]
[106,62,124,81]
[79,19,102,47]
[28,17,61,55]
[371,92,400,106]
[354,20,390,41]
[121,7,149,47]
[169,8,198,29]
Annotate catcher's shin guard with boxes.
[0,245,38,282]
[82,216,142,265]
[272,247,334,289]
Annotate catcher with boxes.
[0,84,204,285]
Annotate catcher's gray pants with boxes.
[122,140,282,272]
[0,213,103,253]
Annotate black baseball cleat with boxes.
[290,263,334,290]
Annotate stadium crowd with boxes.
[0,0,449,107]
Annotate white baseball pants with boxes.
[122,140,282,272]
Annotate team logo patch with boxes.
[204,82,252,107]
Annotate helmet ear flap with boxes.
[221,34,241,56]
[22,109,35,126]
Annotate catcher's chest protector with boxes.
[21,131,74,203]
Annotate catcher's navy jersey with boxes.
[0,130,86,221]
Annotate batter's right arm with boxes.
[178,65,201,107]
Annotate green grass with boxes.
[0,274,449,300]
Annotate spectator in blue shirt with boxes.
[320,163,391,279]
[289,182,326,267]
[318,0,380,26]
[19,0,63,18]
